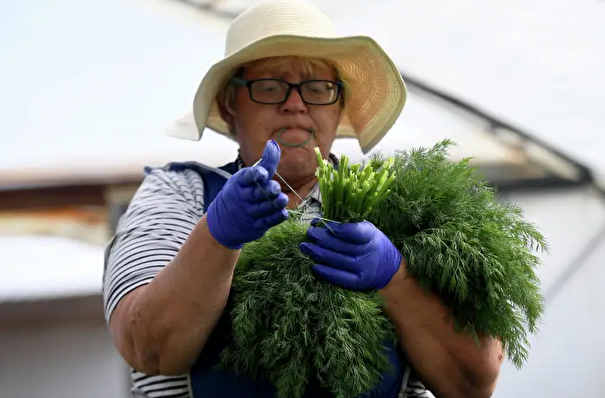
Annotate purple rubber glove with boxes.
[206,140,289,249]
[299,219,402,291]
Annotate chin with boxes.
[279,146,311,164]
[278,150,315,180]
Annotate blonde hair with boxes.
[217,56,344,133]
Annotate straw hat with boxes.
[166,0,407,154]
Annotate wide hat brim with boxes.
[166,34,407,154]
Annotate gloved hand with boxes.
[299,219,402,291]
[206,140,289,249]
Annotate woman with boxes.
[103,1,504,398]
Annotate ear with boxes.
[218,102,234,129]
[216,86,236,131]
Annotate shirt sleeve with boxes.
[400,366,434,398]
[102,167,205,324]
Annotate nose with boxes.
[279,88,308,114]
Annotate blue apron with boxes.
[165,161,405,398]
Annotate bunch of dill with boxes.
[365,139,547,368]
[219,151,399,398]
[219,139,547,397]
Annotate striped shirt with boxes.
[102,157,433,398]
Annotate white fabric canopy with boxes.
[1,0,583,183]
[1,235,104,301]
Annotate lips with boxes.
[274,127,315,148]
[277,127,314,134]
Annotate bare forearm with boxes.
[381,265,503,398]
[111,214,239,375]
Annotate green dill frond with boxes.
[367,140,547,368]
[220,220,395,398]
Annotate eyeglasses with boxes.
[231,77,344,105]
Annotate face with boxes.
[220,56,343,187]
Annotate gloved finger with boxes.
[239,166,269,186]
[256,140,281,178]
[244,180,282,203]
[321,220,376,244]
[310,217,332,227]
[253,208,289,229]
[299,242,358,272]
[247,193,289,217]
[311,264,362,291]
[306,226,367,256]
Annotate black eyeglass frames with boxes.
[230,77,344,105]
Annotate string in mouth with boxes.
[276,128,315,147]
